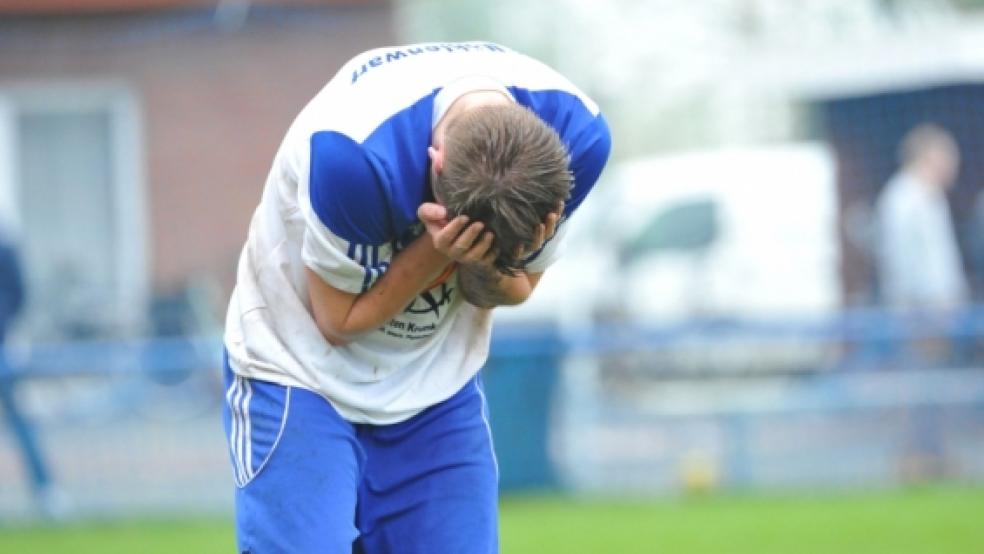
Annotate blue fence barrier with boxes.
[2,306,984,517]
[8,305,984,378]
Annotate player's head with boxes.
[899,123,960,189]
[432,103,572,274]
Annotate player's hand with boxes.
[418,202,496,267]
[517,201,564,260]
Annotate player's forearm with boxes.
[457,264,536,309]
[348,237,450,328]
[310,236,449,345]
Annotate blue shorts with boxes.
[221,354,499,553]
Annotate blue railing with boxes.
[3,306,984,506]
[494,305,984,361]
[5,305,984,377]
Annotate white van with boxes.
[497,142,840,327]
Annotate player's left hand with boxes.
[418,202,497,267]
[516,201,564,260]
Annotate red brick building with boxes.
[0,0,394,339]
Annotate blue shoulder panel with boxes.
[361,93,437,239]
[507,88,612,215]
[309,93,436,246]
[568,113,612,214]
[309,131,391,244]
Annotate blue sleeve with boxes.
[522,112,612,271]
[309,131,392,245]
[506,88,612,217]
[304,131,396,294]
[566,113,612,216]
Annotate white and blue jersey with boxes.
[224,42,611,424]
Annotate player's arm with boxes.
[307,214,488,346]
[303,132,487,346]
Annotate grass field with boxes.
[1,486,982,553]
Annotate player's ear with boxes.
[428,144,444,175]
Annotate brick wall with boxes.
[0,7,394,300]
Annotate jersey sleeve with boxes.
[566,113,612,214]
[301,131,393,294]
[524,112,612,273]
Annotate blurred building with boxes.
[406,0,984,316]
[0,0,394,340]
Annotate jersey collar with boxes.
[431,75,514,129]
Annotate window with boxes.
[0,84,147,340]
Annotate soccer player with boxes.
[223,41,611,553]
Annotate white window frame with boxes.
[0,81,149,338]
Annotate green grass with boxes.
[500,486,984,553]
[2,486,982,553]
[0,518,234,553]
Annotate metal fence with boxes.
[2,308,984,520]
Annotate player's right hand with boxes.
[418,202,497,267]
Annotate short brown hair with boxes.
[434,103,572,274]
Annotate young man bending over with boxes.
[223,41,611,553]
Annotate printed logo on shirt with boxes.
[378,280,457,341]
[405,282,454,318]
[351,42,508,84]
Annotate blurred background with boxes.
[1,0,983,552]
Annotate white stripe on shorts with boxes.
[473,379,500,480]
[241,378,254,481]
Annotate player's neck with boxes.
[432,90,513,145]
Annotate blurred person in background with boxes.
[874,124,967,370]
[0,228,58,518]
[874,124,967,478]
[875,124,967,312]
